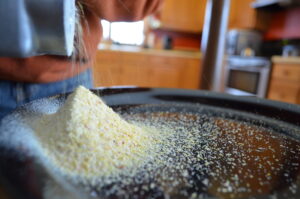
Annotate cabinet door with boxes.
[159,0,266,32]
[229,0,257,29]
[267,79,300,104]
[267,64,300,105]
[93,51,202,89]
[159,0,207,32]
[272,64,300,82]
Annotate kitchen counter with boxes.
[271,56,300,65]
[268,56,300,105]
[98,44,202,59]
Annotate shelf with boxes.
[252,0,288,8]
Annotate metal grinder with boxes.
[0,0,76,57]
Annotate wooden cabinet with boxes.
[158,0,207,33]
[229,0,269,31]
[93,49,202,89]
[156,0,267,33]
[229,0,256,29]
[271,64,300,82]
[267,61,300,105]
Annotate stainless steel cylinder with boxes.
[0,0,76,58]
[200,0,231,91]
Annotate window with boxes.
[101,20,145,45]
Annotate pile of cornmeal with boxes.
[33,86,160,179]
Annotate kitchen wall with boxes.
[264,7,300,40]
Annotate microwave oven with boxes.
[223,56,271,98]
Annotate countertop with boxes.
[271,56,300,65]
[98,45,300,65]
[98,44,202,59]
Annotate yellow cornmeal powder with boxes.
[33,86,157,179]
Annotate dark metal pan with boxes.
[0,87,300,199]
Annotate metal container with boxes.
[0,0,76,57]
[226,29,262,56]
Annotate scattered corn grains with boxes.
[29,86,300,199]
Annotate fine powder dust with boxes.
[32,86,164,180]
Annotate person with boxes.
[0,0,163,120]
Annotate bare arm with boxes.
[80,0,163,21]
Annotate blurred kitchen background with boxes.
[93,0,300,105]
